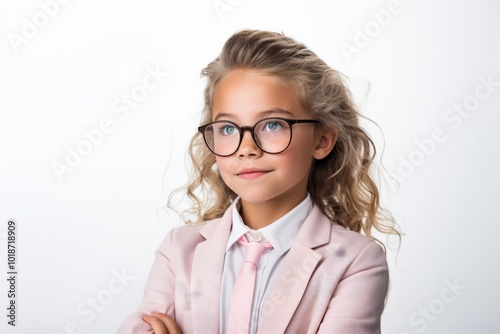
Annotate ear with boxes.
[312,126,337,160]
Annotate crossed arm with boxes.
[142,312,182,334]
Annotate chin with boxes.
[237,192,275,204]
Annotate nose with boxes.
[237,129,262,158]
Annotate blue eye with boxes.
[263,120,284,131]
[219,124,237,135]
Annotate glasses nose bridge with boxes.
[237,124,260,149]
[239,125,256,140]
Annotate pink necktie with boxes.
[227,234,272,334]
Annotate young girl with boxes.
[117,29,399,334]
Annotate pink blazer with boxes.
[116,204,389,334]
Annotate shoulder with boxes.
[300,205,387,277]
[322,223,388,283]
[306,204,387,273]
[330,223,384,253]
[306,205,386,261]
[156,215,227,252]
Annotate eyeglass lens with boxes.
[204,118,291,156]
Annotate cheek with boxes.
[292,132,315,153]
[273,149,311,173]
[278,142,315,172]
[215,157,231,179]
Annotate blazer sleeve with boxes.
[116,229,176,334]
[317,241,389,334]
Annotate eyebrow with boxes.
[213,108,296,121]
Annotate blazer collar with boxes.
[258,204,332,333]
[198,205,233,239]
[293,204,331,249]
[197,199,330,248]
[190,206,233,333]
[190,203,332,333]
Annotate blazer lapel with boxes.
[190,207,233,333]
[258,205,331,333]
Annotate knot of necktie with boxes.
[238,234,272,266]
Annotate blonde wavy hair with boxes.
[169,29,400,242]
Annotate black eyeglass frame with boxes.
[197,117,321,157]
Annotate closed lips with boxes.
[236,168,272,175]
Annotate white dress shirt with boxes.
[219,193,313,334]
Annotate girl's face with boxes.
[211,69,333,210]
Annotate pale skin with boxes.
[142,69,337,332]
[213,69,336,229]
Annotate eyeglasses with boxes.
[198,117,320,157]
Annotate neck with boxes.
[239,193,308,230]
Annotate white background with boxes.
[1,0,499,333]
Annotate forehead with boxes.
[211,69,308,122]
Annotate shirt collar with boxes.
[227,194,313,255]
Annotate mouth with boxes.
[236,168,272,179]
